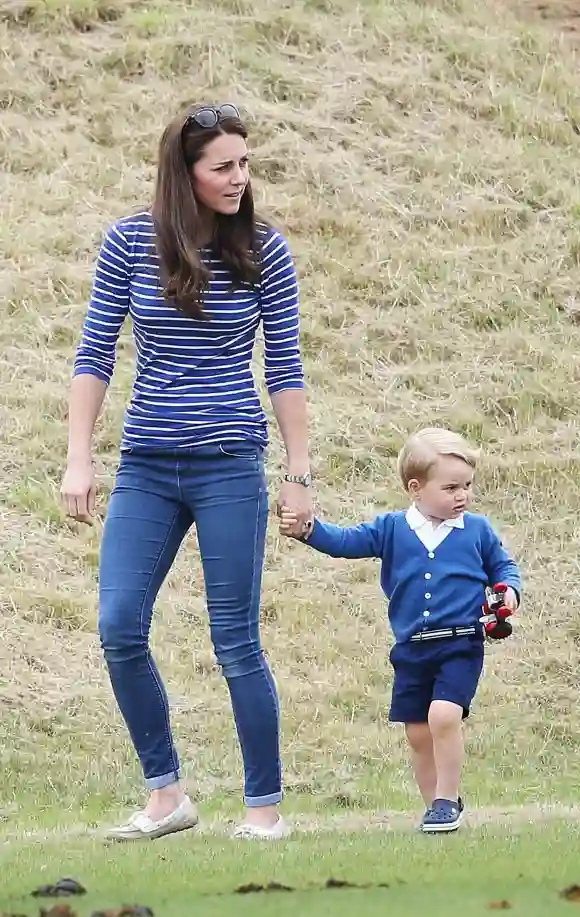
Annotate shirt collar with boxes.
[406,504,464,530]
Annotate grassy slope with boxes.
[1,0,580,831]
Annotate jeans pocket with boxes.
[219,442,260,461]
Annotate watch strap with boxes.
[284,472,312,487]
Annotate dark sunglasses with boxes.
[185,104,241,130]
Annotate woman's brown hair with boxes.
[151,104,262,319]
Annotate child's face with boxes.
[408,455,474,522]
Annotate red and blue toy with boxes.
[479,582,514,640]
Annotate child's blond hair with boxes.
[397,427,480,489]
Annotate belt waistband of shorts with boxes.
[410,625,478,642]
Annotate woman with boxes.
[60,103,313,841]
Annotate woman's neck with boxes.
[196,206,215,248]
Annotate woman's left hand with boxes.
[276,480,314,536]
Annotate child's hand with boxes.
[503,587,518,611]
[279,507,299,536]
[279,506,312,539]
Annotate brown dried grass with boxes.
[1,0,580,816]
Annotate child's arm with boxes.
[280,508,386,559]
[481,520,522,608]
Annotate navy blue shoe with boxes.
[421,797,464,833]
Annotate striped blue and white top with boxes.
[73,211,305,451]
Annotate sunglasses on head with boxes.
[185,104,241,130]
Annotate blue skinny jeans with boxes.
[98,442,282,807]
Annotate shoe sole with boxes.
[106,815,200,842]
[232,821,290,841]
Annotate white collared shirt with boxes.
[405,504,464,553]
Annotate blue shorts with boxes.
[388,635,484,723]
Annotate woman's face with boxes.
[192,132,250,215]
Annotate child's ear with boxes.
[407,478,421,498]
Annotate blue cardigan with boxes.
[304,511,521,644]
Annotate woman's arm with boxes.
[73,221,132,390]
[62,375,107,522]
[67,375,108,465]
[61,222,131,521]
[270,388,310,476]
[260,230,313,529]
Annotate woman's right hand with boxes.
[60,457,97,524]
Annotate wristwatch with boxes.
[284,472,312,487]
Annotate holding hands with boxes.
[275,472,314,539]
[279,505,313,539]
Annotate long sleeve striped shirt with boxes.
[73,211,305,451]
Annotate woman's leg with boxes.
[99,453,193,822]
[183,444,282,831]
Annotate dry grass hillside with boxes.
[1,0,580,820]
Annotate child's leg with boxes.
[428,636,484,804]
[388,642,436,806]
[405,723,436,805]
[427,700,464,801]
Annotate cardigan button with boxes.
[428,552,435,559]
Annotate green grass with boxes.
[2,822,580,916]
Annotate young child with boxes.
[279,427,521,833]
